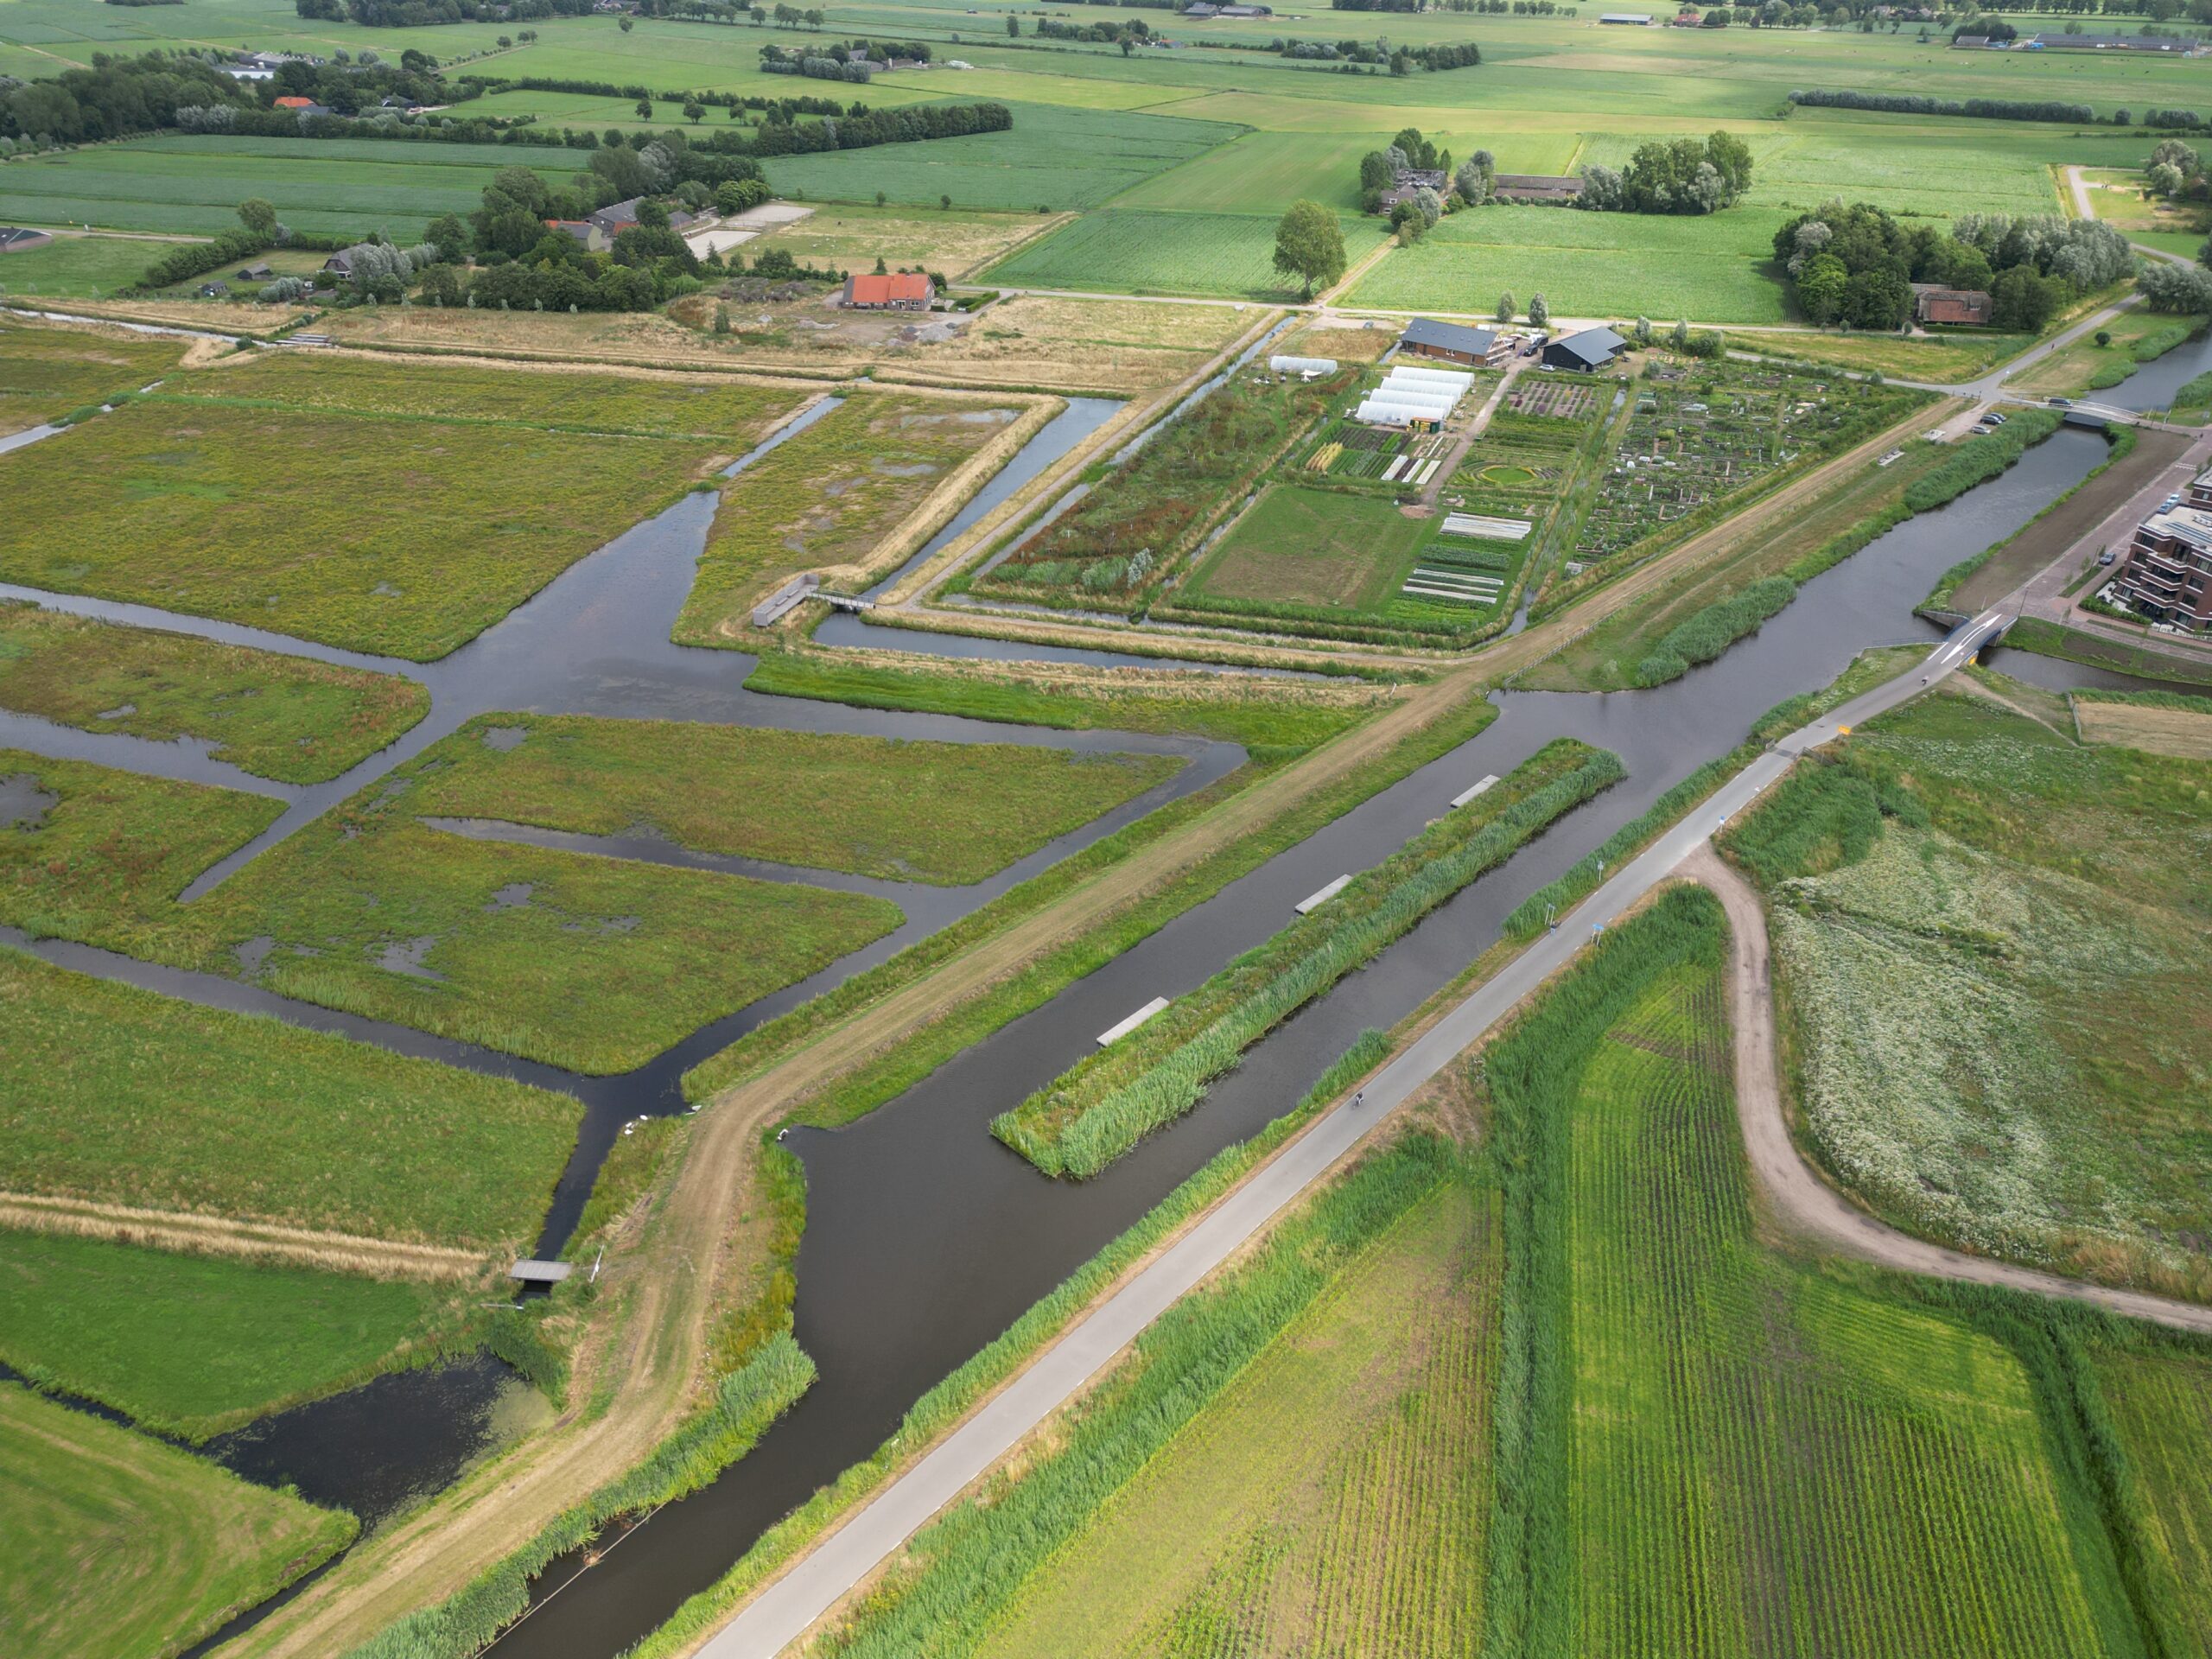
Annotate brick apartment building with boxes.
[2114,464,2212,632]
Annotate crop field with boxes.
[2099,1348,2212,1651]
[0,134,580,239]
[983,207,1387,302]
[0,1381,355,1659]
[818,1134,1472,1659]
[1185,485,1434,617]
[760,103,1240,213]
[0,395,727,661]
[680,391,1024,643]
[0,947,581,1250]
[980,365,1346,607]
[168,353,804,444]
[0,316,185,435]
[1350,205,1793,326]
[1485,887,2139,1657]
[1723,690,2212,1300]
[0,749,281,954]
[0,601,430,785]
[1572,359,1927,575]
[0,1227,456,1439]
[401,713,1182,885]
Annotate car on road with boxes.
[2048,397,2074,408]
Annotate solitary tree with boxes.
[941,194,952,210]
[236,196,279,241]
[1528,291,1549,327]
[683,99,706,124]
[1669,317,1691,349]
[620,16,633,29]
[636,98,653,120]
[1272,199,1346,301]
[1007,13,1019,33]
[1497,289,1516,322]
[875,189,887,207]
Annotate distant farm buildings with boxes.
[1599,11,1656,22]
[1398,316,1512,367]
[843,271,935,310]
[1379,167,1450,211]
[1541,326,1630,372]
[1910,283,1994,326]
[0,226,54,254]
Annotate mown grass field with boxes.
[984,207,1387,302]
[681,390,1023,642]
[0,232,183,302]
[746,203,1053,283]
[0,947,581,1249]
[0,1381,355,1659]
[0,1228,455,1439]
[0,315,186,435]
[1724,688,2212,1300]
[760,102,1239,213]
[1350,204,1792,324]
[0,601,430,785]
[404,714,1180,886]
[1727,327,2035,380]
[0,395,725,661]
[1485,887,2144,1656]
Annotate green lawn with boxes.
[0,1382,356,1659]
[2005,308,2209,400]
[1723,689,2212,1301]
[0,232,188,301]
[0,946,581,1249]
[0,601,430,785]
[1351,204,1792,324]
[404,714,1182,886]
[983,207,1389,302]
[0,397,725,661]
[680,390,1023,644]
[0,314,187,435]
[0,1229,455,1439]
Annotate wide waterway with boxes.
[2,386,2171,1656]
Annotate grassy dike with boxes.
[994,740,1624,1179]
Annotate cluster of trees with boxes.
[2138,259,2212,311]
[467,74,849,120]
[761,49,872,80]
[1329,0,1423,11]
[1356,126,1451,215]
[1034,16,1153,42]
[1789,88,2098,124]
[2145,136,2207,200]
[1578,133,1752,215]
[1439,0,1573,13]
[1775,200,2130,329]
[294,0,591,21]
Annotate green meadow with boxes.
[404,714,1182,886]
[0,1228,458,1439]
[0,1382,355,1659]
[0,946,581,1249]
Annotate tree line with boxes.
[1790,88,2103,124]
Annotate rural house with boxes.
[1379,167,1450,210]
[1398,316,1510,367]
[843,271,935,310]
[235,262,274,281]
[588,198,646,238]
[1541,326,1630,372]
[546,219,608,251]
[321,243,384,278]
[1910,283,1993,326]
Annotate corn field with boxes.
[1485,888,2133,1659]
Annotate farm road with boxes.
[1688,843,2212,1338]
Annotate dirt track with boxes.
[1687,846,2212,1336]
